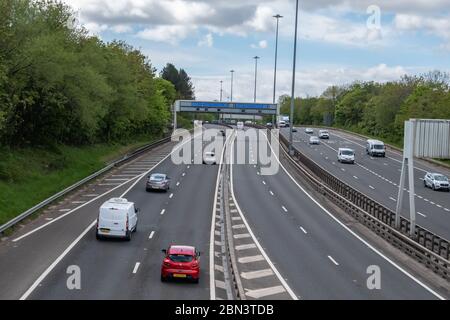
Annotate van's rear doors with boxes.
[98,207,127,235]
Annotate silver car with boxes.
[146,173,170,192]
[309,136,320,145]
[424,173,449,191]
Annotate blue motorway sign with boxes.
[175,100,277,115]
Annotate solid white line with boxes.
[19,220,97,300]
[265,131,444,300]
[149,231,155,239]
[230,137,298,300]
[328,255,339,266]
[300,227,307,234]
[160,209,165,215]
[132,262,140,274]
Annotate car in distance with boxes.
[203,151,217,165]
[292,127,298,132]
[161,245,201,283]
[266,122,273,128]
[366,139,385,157]
[237,121,244,130]
[424,173,450,191]
[278,120,287,127]
[337,148,355,164]
[146,173,170,192]
[96,198,138,241]
[305,128,314,134]
[309,136,320,145]
[319,130,329,139]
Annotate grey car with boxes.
[146,173,170,192]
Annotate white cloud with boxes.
[198,33,214,47]
[394,14,450,39]
[192,64,413,102]
[251,40,268,49]
[136,25,197,45]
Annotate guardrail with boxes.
[0,135,173,234]
[273,131,449,280]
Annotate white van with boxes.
[319,130,329,139]
[366,139,385,157]
[279,120,287,127]
[237,121,244,130]
[338,148,355,164]
[96,198,138,241]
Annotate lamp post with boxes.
[220,80,223,102]
[253,56,260,103]
[273,14,283,126]
[230,70,235,102]
[289,0,299,155]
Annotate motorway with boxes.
[0,124,446,300]
[230,129,442,299]
[281,127,450,240]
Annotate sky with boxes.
[65,0,450,102]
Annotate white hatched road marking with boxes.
[235,243,257,251]
[241,269,274,280]
[238,255,265,263]
[328,256,339,266]
[245,286,286,299]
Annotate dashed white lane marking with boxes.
[353,175,358,179]
[389,197,397,202]
[369,185,375,190]
[235,243,257,251]
[82,194,99,197]
[417,212,427,218]
[182,172,186,176]
[341,168,345,172]
[149,231,155,239]
[241,269,274,280]
[245,286,286,299]
[45,218,53,221]
[269,190,274,196]
[328,255,339,266]
[71,201,86,204]
[300,227,307,234]
[282,206,288,213]
[176,181,180,186]
[169,193,173,199]
[262,181,266,185]
[132,262,140,274]
[444,208,450,212]
[59,209,71,212]
[238,255,265,263]
[187,165,190,169]
[160,209,165,215]
[233,233,251,239]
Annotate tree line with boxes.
[279,71,450,145]
[0,0,195,147]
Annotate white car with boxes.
[319,130,329,139]
[96,198,138,241]
[203,151,217,165]
[237,121,244,130]
[424,173,450,191]
[337,148,355,164]
[309,136,320,145]
[305,128,314,134]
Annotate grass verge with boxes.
[0,135,161,226]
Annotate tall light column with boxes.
[289,0,299,154]
[253,56,260,103]
[230,70,235,102]
[273,14,283,126]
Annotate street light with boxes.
[220,80,223,102]
[289,0,299,155]
[273,14,283,127]
[253,56,260,103]
[273,14,283,104]
[230,70,235,102]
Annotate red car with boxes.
[161,245,200,283]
